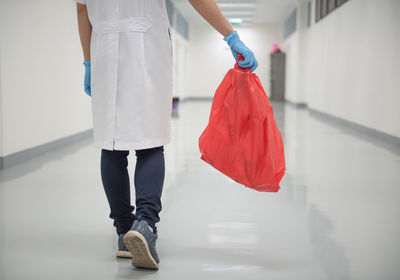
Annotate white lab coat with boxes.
[75,0,173,151]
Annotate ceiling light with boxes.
[228,18,243,25]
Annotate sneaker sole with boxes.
[116,250,132,258]
[123,230,159,270]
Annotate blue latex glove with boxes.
[224,30,258,72]
[83,61,91,96]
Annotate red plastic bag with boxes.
[198,57,285,192]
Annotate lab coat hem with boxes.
[94,136,171,151]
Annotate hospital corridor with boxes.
[0,0,399,280]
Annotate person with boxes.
[75,0,258,270]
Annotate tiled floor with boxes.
[0,101,399,280]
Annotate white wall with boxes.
[283,1,308,104]
[0,0,92,157]
[285,0,400,138]
[171,29,189,100]
[283,32,301,103]
[184,23,284,99]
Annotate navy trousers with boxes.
[100,146,165,235]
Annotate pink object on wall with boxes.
[271,43,281,53]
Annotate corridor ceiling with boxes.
[173,0,298,25]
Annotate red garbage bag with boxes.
[198,57,285,192]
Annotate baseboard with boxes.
[307,107,400,155]
[282,99,399,154]
[285,99,308,109]
[0,129,93,170]
[182,96,213,102]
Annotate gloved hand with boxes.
[83,61,91,96]
[224,30,258,72]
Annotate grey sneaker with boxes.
[116,233,132,258]
[123,220,159,269]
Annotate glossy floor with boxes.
[0,101,399,280]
